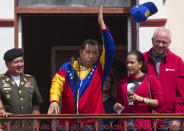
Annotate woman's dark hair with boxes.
[108,73,114,85]
[127,51,148,73]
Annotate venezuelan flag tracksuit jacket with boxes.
[50,27,115,124]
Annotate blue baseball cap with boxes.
[130,2,158,23]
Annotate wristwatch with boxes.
[143,98,150,104]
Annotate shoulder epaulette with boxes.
[0,74,4,78]
[25,74,32,77]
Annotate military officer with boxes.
[0,48,43,130]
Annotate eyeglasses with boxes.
[153,40,170,45]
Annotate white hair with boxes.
[153,27,171,40]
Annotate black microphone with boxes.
[77,57,81,72]
[70,56,74,69]
[70,56,75,78]
[70,56,75,86]
[70,56,76,113]
[75,57,81,114]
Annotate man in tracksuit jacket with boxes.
[144,27,184,130]
[47,6,115,129]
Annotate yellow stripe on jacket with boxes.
[100,44,105,71]
[50,73,65,102]
[73,61,92,80]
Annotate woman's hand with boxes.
[128,92,143,102]
[114,103,122,111]
[114,103,125,114]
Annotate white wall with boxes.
[0,0,14,18]
[0,28,14,74]
[0,0,14,74]
[163,1,184,60]
[139,27,156,53]
[138,0,163,53]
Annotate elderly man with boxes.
[144,27,184,130]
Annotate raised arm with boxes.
[98,6,115,86]
[98,6,106,30]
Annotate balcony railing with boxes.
[0,113,184,131]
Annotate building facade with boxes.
[0,0,183,113]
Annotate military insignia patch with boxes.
[25,82,34,88]
[3,83,10,88]
[24,78,27,82]
[11,81,16,85]
[3,88,11,91]
[2,80,5,83]
[20,81,25,86]
[6,94,10,99]
[6,78,10,81]
[0,74,4,78]
[25,74,32,77]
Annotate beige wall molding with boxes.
[140,19,167,27]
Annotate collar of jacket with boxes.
[147,48,172,64]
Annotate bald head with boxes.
[152,27,171,56]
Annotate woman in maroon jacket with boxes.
[114,51,163,131]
